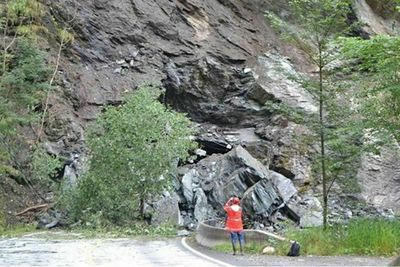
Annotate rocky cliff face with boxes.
[48,0,314,185]
[35,0,400,227]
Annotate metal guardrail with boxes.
[195,220,288,248]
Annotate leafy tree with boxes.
[340,35,400,142]
[70,85,197,225]
[266,0,356,229]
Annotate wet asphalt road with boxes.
[0,233,220,267]
[0,232,393,267]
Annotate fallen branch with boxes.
[15,203,52,216]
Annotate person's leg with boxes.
[230,232,238,255]
[237,231,244,255]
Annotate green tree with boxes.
[71,85,196,225]
[266,0,355,229]
[340,35,400,142]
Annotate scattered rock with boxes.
[285,196,323,228]
[177,229,190,237]
[262,246,276,254]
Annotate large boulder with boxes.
[179,146,297,223]
[145,191,182,226]
[285,196,323,228]
[241,178,281,216]
[255,121,314,186]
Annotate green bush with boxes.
[30,146,62,187]
[0,224,36,237]
[66,85,196,226]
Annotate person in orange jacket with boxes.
[224,196,244,255]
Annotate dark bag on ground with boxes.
[287,241,300,257]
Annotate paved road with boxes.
[188,238,393,266]
[0,232,393,267]
[0,233,221,267]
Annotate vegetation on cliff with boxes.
[63,85,196,226]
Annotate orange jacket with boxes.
[224,201,243,232]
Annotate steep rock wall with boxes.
[37,0,400,221]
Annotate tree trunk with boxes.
[36,37,64,143]
[318,48,328,230]
[139,196,145,219]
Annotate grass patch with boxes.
[214,242,266,254]
[0,224,37,237]
[69,223,179,239]
[0,221,179,239]
[278,218,400,256]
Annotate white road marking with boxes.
[181,237,235,267]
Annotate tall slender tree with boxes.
[267,0,353,229]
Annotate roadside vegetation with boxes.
[0,224,36,237]
[214,242,266,255]
[278,218,400,256]
[60,85,197,227]
[213,219,400,256]
[67,223,179,239]
[267,0,400,230]
[0,223,178,239]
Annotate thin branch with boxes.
[36,0,77,142]
[15,203,50,216]
[2,0,9,74]
[36,37,64,143]
[326,175,339,197]
[292,35,319,65]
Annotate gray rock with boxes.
[262,246,276,254]
[193,188,216,223]
[36,211,62,229]
[285,196,323,227]
[269,171,297,203]
[357,145,400,215]
[62,154,86,190]
[195,148,207,157]
[250,52,318,113]
[242,178,281,216]
[148,191,182,226]
[300,210,323,228]
[45,220,60,229]
[179,146,285,222]
[177,229,190,237]
[353,0,399,36]
[255,122,313,186]
[344,210,353,219]
[63,165,77,189]
[181,169,199,204]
